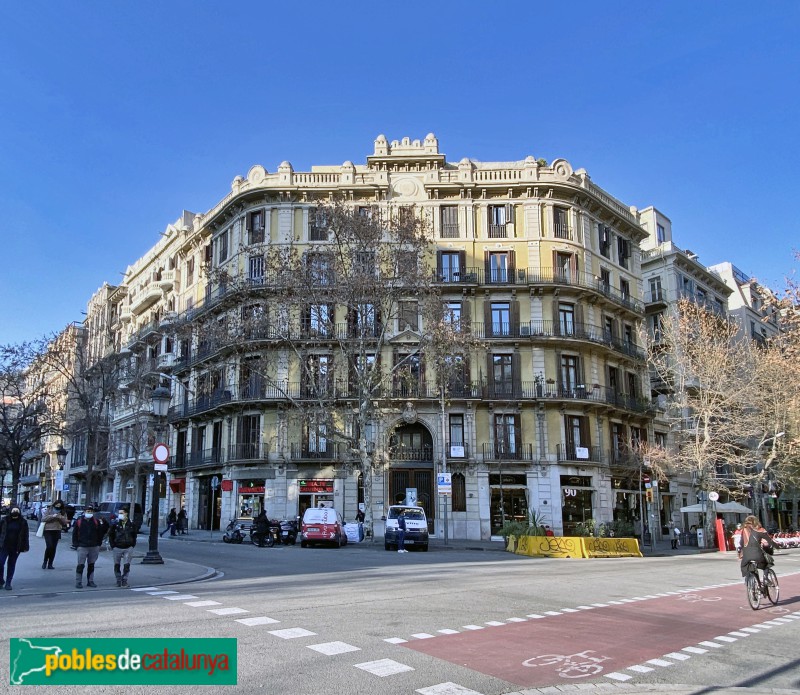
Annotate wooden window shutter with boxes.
[552,299,560,335]
[484,299,492,338]
[579,416,590,447]
[511,300,520,334]
[555,350,563,391]
[505,203,515,226]
[458,250,466,275]
[575,303,584,332]
[485,353,495,394]
[512,351,522,397]
[577,355,586,387]
[551,250,558,277]
[436,251,443,278]
[484,251,491,282]
[514,413,522,452]
[571,253,578,278]
[462,300,471,330]
[508,250,516,278]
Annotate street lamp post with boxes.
[142,386,171,565]
[55,445,67,502]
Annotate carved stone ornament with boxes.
[402,402,417,424]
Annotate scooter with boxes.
[223,518,246,543]
[279,518,299,545]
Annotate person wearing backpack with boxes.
[108,508,138,587]
[71,505,109,589]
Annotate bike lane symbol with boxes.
[523,650,611,679]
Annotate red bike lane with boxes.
[404,572,800,688]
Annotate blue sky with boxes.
[1,2,798,345]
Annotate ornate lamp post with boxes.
[142,386,171,565]
[55,445,68,501]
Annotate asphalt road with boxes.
[3,536,800,695]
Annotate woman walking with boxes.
[41,501,69,569]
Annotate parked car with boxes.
[300,507,347,548]
[384,505,429,551]
[26,501,51,521]
[96,502,144,530]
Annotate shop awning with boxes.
[169,478,186,493]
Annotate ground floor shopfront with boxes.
[132,461,668,541]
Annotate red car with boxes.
[301,507,347,548]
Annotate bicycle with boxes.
[745,560,779,610]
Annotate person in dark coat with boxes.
[71,505,109,588]
[177,507,188,534]
[108,508,138,587]
[161,508,178,537]
[253,510,269,547]
[739,514,776,581]
[0,507,30,591]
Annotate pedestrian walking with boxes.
[178,507,188,534]
[0,507,30,591]
[41,501,69,569]
[733,523,743,556]
[397,510,407,553]
[672,525,681,549]
[108,507,137,587]
[161,508,178,537]
[71,505,109,589]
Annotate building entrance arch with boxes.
[388,422,435,532]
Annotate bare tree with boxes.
[185,202,437,536]
[0,342,63,505]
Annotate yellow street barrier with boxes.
[507,535,642,558]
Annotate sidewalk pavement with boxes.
[152,526,719,557]
[0,523,215,597]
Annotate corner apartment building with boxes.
[78,135,657,540]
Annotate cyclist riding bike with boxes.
[739,514,776,585]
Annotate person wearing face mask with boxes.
[71,505,109,589]
[0,507,31,591]
[107,508,137,587]
[41,501,69,569]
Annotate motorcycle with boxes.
[250,519,278,547]
[279,517,299,545]
[222,518,246,544]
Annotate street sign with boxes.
[55,470,64,492]
[708,491,719,502]
[152,443,170,464]
[437,473,452,497]
[154,463,168,472]
[211,476,220,490]
[62,483,70,491]
[642,474,651,483]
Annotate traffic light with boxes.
[645,489,654,504]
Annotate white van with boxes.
[384,505,429,551]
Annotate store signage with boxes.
[299,479,334,493]
[575,447,589,460]
[563,488,578,497]
[239,486,265,494]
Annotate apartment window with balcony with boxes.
[558,303,576,336]
[394,353,422,396]
[680,274,694,298]
[599,268,611,294]
[490,302,510,337]
[620,278,631,302]
[440,206,459,238]
[611,422,625,460]
[247,210,265,244]
[398,205,414,225]
[554,206,571,239]
[239,360,263,399]
[444,354,468,395]
[217,229,229,264]
[604,316,616,342]
[186,257,195,286]
[444,301,462,329]
[449,414,464,449]
[494,413,520,457]
[438,250,464,282]
[397,250,418,277]
[487,204,513,238]
[399,300,419,331]
[565,414,590,459]
[654,431,666,449]
[353,250,376,276]
[305,354,333,397]
[309,207,329,241]
[617,237,630,269]
[357,206,375,219]
[656,223,666,244]
[306,252,333,286]
[248,256,264,285]
[648,312,663,342]
[648,276,663,303]
[554,252,574,282]
[492,354,514,396]
[305,303,333,337]
[623,323,634,347]
[487,251,511,283]
[599,224,611,257]
[560,355,580,395]
[306,414,329,455]
[608,366,620,396]
[350,303,379,337]
[626,372,638,400]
